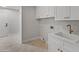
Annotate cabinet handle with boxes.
[64,17,70,19]
[57,49,63,52]
[57,48,60,51]
[60,50,63,52]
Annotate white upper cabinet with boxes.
[70,6,79,20]
[55,6,70,20]
[48,6,55,18]
[36,6,55,19]
[36,6,79,20]
[36,6,48,18]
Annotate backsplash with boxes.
[39,19,79,41]
[55,20,79,35]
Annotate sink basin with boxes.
[55,32,79,43]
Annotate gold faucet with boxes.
[67,24,74,34]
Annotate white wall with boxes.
[6,6,20,10]
[22,6,40,42]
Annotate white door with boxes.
[0,9,8,37]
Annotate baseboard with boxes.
[0,34,8,38]
[22,36,42,43]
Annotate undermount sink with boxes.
[55,32,79,43]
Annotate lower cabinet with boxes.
[48,35,63,52]
[48,35,79,52]
[63,42,79,52]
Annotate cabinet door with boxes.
[71,6,79,20]
[48,35,63,52]
[48,6,55,18]
[36,6,49,18]
[63,42,79,52]
[56,6,70,20]
[36,6,55,19]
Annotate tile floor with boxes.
[0,34,48,52]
